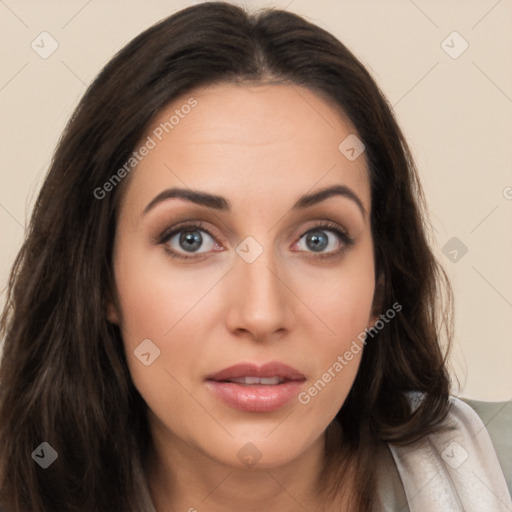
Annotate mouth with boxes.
[205,362,306,412]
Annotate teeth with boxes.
[226,376,284,385]
[260,377,282,385]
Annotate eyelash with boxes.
[156,220,355,261]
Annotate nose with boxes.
[225,243,293,342]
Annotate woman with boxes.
[0,2,510,511]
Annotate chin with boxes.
[203,429,320,471]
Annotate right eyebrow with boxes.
[143,188,230,215]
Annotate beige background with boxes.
[0,0,511,401]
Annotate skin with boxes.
[108,82,379,511]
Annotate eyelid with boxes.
[155,220,221,244]
[296,219,352,241]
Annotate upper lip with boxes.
[206,362,306,382]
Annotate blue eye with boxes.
[295,222,354,257]
[159,222,220,259]
[172,229,214,253]
[299,230,334,252]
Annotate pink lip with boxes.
[205,362,306,413]
[206,362,305,382]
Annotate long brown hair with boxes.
[0,2,453,511]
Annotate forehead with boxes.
[120,83,370,216]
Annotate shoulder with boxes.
[376,395,512,511]
[459,397,512,493]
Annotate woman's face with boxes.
[109,83,378,470]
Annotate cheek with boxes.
[112,240,225,416]
[292,245,375,416]
[293,242,376,340]
[295,283,369,431]
[114,256,207,436]
[113,239,223,343]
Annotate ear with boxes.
[106,301,120,325]
[368,271,385,327]
[104,288,120,325]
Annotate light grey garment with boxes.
[135,396,512,511]
[385,396,512,512]
[133,462,158,512]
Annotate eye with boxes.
[156,220,354,261]
[158,222,223,260]
[293,221,354,258]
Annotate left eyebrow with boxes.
[291,184,366,218]
[142,184,366,218]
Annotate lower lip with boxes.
[205,380,304,412]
